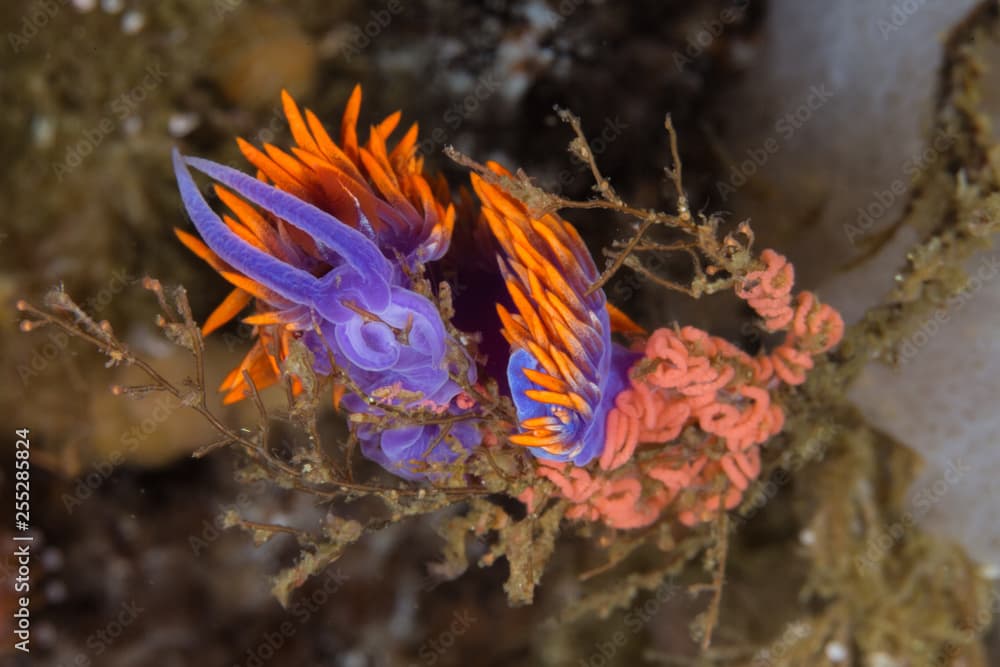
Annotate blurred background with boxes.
[2,0,998,665]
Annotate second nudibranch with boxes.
[471,164,639,465]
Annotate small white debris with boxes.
[728,39,758,69]
[799,529,816,547]
[436,38,466,62]
[824,641,848,663]
[40,547,64,571]
[44,579,68,604]
[868,652,901,667]
[35,622,57,648]
[121,10,146,34]
[100,0,125,14]
[980,562,999,580]
[444,71,475,96]
[520,0,561,30]
[122,115,143,137]
[339,652,367,667]
[72,0,98,12]
[31,115,56,149]
[167,111,200,138]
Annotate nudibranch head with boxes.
[173,86,479,478]
[471,164,636,465]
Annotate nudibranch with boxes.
[170,83,845,521]
[471,164,641,465]
[172,86,479,478]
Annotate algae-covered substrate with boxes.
[2,1,998,665]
